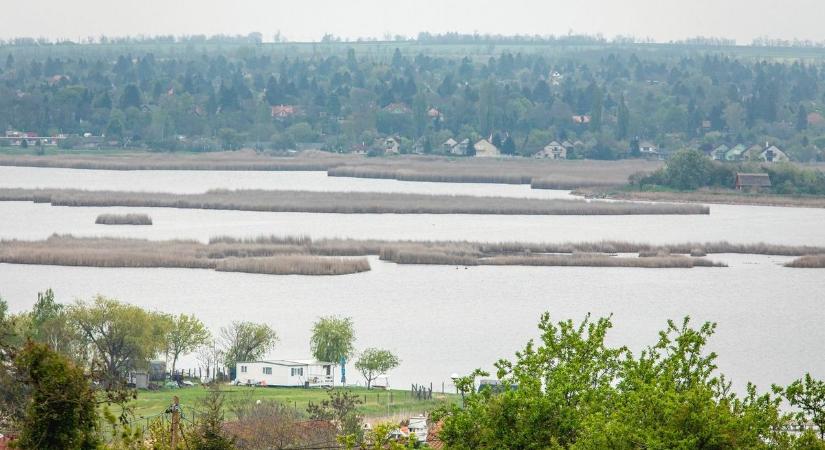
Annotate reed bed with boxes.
[0,235,369,276]
[95,213,153,225]
[476,240,825,257]
[586,189,825,209]
[0,188,709,215]
[0,150,349,171]
[2,235,820,273]
[785,255,825,268]
[377,244,724,268]
[328,158,662,188]
[215,256,370,276]
[0,152,661,190]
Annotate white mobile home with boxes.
[234,360,335,388]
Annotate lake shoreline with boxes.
[578,188,825,209]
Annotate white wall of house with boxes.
[234,360,334,387]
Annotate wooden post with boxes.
[170,395,180,449]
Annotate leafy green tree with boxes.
[69,296,170,384]
[663,148,713,190]
[220,321,278,370]
[307,390,364,437]
[166,314,211,375]
[119,84,142,109]
[435,313,795,449]
[797,104,809,131]
[189,384,236,450]
[265,75,282,106]
[354,348,400,389]
[629,137,641,157]
[589,84,603,132]
[501,135,516,155]
[784,373,825,439]
[25,289,74,353]
[0,295,28,430]
[310,316,355,384]
[617,95,630,139]
[14,342,100,450]
[218,128,243,150]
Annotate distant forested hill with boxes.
[1,35,825,161]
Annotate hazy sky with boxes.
[5,0,825,44]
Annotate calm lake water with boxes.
[1,166,824,392]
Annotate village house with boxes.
[473,138,500,157]
[724,144,748,161]
[735,172,772,192]
[441,138,457,153]
[389,415,429,443]
[711,144,730,161]
[639,141,660,158]
[271,104,297,119]
[761,144,789,162]
[382,137,400,154]
[535,141,567,159]
[807,112,825,128]
[383,102,411,115]
[234,359,335,388]
[451,138,470,155]
[571,115,591,124]
[744,143,789,162]
[1,130,62,146]
[744,144,764,159]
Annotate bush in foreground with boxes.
[433,314,822,449]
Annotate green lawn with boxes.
[121,385,456,420]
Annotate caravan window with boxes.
[263,367,272,375]
[240,366,247,373]
[291,367,303,377]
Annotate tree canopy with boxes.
[354,348,400,389]
[2,40,825,160]
[434,313,815,449]
[310,315,356,364]
[219,321,278,369]
[68,296,170,384]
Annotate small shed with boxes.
[473,139,500,158]
[735,173,771,191]
[128,371,149,389]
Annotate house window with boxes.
[263,367,272,375]
[291,367,303,377]
[240,366,247,373]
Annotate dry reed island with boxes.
[3,235,825,275]
[0,188,708,215]
[0,151,660,189]
[95,213,153,225]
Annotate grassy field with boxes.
[0,187,708,215]
[123,385,456,420]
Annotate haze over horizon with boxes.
[4,0,825,44]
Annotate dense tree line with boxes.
[2,42,825,160]
[638,149,825,193]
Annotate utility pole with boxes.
[170,395,180,449]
